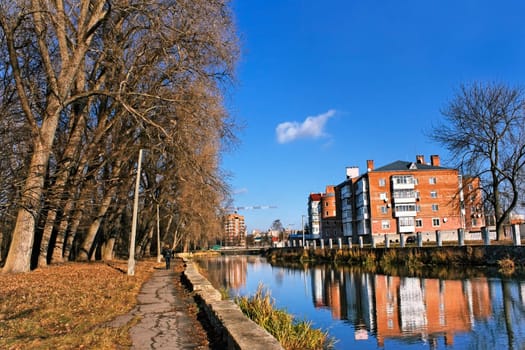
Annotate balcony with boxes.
[391,175,415,190]
[393,197,416,204]
[356,212,369,220]
[399,225,415,233]
[395,210,416,217]
[392,182,415,190]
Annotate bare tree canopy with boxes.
[430,82,525,239]
[0,0,239,273]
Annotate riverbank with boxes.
[265,245,525,271]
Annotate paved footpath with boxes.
[110,265,214,349]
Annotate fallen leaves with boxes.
[0,259,158,349]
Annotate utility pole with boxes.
[128,149,143,276]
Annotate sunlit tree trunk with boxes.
[76,164,120,261]
[3,106,60,272]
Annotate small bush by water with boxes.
[498,256,516,275]
[235,284,335,350]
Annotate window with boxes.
[392,175,415,185]
[395,204,417,212]
[416,204,421,212]
[382,220,390,229]
[432,204,439,211]
[379,178,386,187]
[393,189,415,199]
[415,219,423,227]
[429,177,437,184]
[399,217,414,227]
[381,206,388,214]
[414,178,419,185]
[430,191,438,198]
[468,183,473,191]
[472,218,478,226]
[432,218,440,227]
[379,192,388,200]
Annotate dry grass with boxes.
[235,284,335,350]
[0,259,160,350]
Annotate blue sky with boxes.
[222,0,525,233]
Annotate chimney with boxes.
[430,155,440,167]
[346,166,359,179]
[367,160,374,172]
[416,155,425,164]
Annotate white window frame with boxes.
[432,218,440,227]
[430,191,438,198]
[415,218,423,227]
[432,204,439,211]
[382,220,390,229]
[429,177,437,184]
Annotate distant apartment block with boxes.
[321,186,343,239]
[308,193,322,238]
[223,213,246,246]
[309,155,484,242]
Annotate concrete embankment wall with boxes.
[182,259,284,350]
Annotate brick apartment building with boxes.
[320,186,343,240]
[223,213,246,246]
[323,154,485,243]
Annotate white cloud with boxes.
[276,109,336,144]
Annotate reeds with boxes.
[235,284,335,350]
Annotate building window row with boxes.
[392,175,416,185]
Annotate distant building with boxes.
[332,154,484,243]
[321,185,343,239]
[223,213,246,246]
[308,193,322,239]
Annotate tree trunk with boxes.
[2,115,59,273]
[144,226,154,257]
[38,87,87,267]
[64,207,83,261]
[76,184,118,261]
[102,238,115,261]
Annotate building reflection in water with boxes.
[197,256,525,349]
[310,267,492,347]
[197,255,248,291]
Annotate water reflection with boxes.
[196,256,525,349]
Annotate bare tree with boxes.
[0,0,239,272]
[430,82,525,240]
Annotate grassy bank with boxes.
[0,260,158,349]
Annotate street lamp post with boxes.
[128,149,143,276]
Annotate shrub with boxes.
[497,257,515,275]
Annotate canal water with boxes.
[196,255,525,349]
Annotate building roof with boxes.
[309,193,322,201]
[373,160,453,172]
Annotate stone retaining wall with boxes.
[182,259,284,350]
